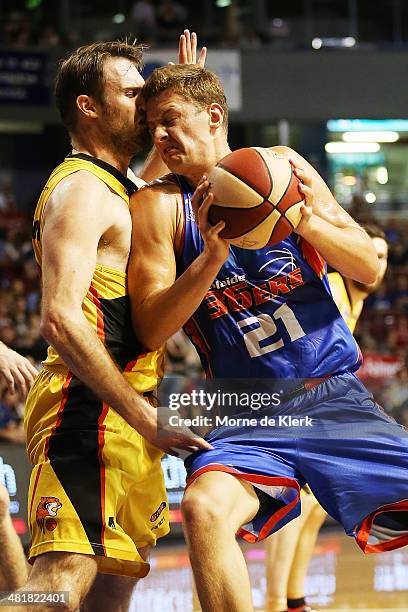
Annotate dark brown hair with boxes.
[55,40,144,132]
[141,64,228,130]
[361,222,386,241]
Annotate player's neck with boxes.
[70,141,130,177]
[184,141,231,187]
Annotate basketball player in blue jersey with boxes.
[129,64,408,612]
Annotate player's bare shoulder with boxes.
[130,173,182,237]
[45,169,132,271]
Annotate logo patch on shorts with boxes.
[150,501,167,522]
[108,516,116,529]
[35,496,62,533]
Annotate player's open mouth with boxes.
[164,146,180,156]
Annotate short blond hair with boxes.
[141,64,228,131]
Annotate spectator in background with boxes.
[157,0,188,42]
[166,329,202,378]
[130,0,157,43]
[390,275,408,311]
[369,284,392,311]
[0,385,25,444]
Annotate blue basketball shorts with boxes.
[185,372,408,553]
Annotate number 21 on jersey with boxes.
[237,303,305,358]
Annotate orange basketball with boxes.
[207,148,304,249]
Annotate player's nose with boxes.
[153,125,168,144]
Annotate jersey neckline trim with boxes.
[66,152,139,196]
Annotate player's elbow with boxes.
[356,252,380,285]
[40,307,79,345]
[134,323,164,353]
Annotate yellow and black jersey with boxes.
[328,271,362,333]
[26,154,169,577]
[32,153,164,391]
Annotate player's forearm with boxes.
[40,310,155,433]
[133,251,222,350]
[0,513,29,590]
[297,214,379,283]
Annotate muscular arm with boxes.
[129,186,223,351]
[272,146,379,283]
[40,172,157,435]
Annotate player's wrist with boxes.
[294,208,317,238]
[200,247,227,272]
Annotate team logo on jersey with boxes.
[36,496,62,533]
[258,248,298,280]
[150,501,167,522]
[211,273,246,290]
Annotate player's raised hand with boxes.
[191,175,230,265]
[0,343,37,398]
[178,30,207,66]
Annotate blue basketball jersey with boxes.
[174,174,362,379]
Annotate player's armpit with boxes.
[270,146,357,229]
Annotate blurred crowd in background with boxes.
[0,0,407,52]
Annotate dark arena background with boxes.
[0,1,408,610]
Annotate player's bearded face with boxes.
[97,58,146,156]
[100,99,142,156]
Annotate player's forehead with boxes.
[372,236,388,258]
[103,56,144,88]
[145,91,195,122]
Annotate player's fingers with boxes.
[299,202,313,220]
[191,178,209,216]
[190,31,197,63]
[21,363,36,387]
[197,192,214,228]
[299,182,313,199]
[25,360,38,379]
[0,370,15,394]
[198,46,207,68]
[207,220,225,238]
[184,30,192,63]
[192,436,213,450]
[10,368,27,397]
[178,33,187,63]
[294,166,312,187]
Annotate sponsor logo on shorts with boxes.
[150,501,167,523]
[35,496,62,533]
[108,516,116,529]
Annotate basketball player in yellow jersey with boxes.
[1,35,211,612]
[265,222,388,612]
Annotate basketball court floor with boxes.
[130,528,408,611]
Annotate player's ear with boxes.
[76,94,98,119]
[209,103,224,131]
